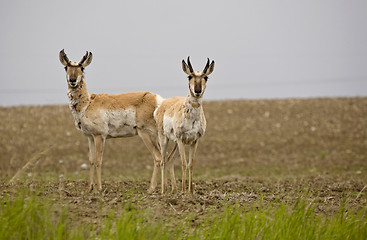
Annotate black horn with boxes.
[187,56,194,73]
[203,58,210,74]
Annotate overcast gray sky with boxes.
[0,0,366,106]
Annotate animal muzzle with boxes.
[194,85,202,95]
[69,78,77,87]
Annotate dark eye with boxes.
[204,76,208,81]
[64,66,67,71]
[188,76,193,80]
[81,67,85,72]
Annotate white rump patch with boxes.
[155,94,165,107]
[163,115,177,141]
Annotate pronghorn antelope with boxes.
[154,57,215,194]
[59,49,164,193]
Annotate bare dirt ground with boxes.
[0,176,365,230]
[0,97,366,228]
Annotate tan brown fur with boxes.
[60,49,163,192]
[156,97,185,119]
[85,92,158,126]
[155,57,215,194]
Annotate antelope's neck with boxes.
[186,94,202,109]
[184,94,203,120]
[67,78,90,113]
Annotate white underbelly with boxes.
[76,108,138,137]
[105,109,137,137]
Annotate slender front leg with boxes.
[87,136,96,193]
[93,135,105,192]
[137,129,162,194]
[188,140,198,194]
[177,139,187,193]
[159,134,168,194]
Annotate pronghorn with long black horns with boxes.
[154,57,215,194]
[59,49,165,193]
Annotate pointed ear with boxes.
[182,59,192,75]
[204,60,215,76]
[59,49,70,67]
[80,51,93,68]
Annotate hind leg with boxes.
[137,129,162,194]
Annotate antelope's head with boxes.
[182,57,215,98]
[59,49,93,88]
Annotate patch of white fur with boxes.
[71,106,138,137]
[179,102,206,144]
[162,115,176,141]
[100,108,137,137]
[67,89,88,134]
[162,100,206,145]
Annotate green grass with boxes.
[192,199,366,240]
[100,211,171,240]
[0,192,80,239]
[1,190,365,240]
[0,188,172,240]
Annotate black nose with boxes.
[70,79,76,84]
[195,88,201,94]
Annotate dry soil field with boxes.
[0,97,366,236]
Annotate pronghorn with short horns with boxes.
[59,49,165,193]
[154,57,215,194]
